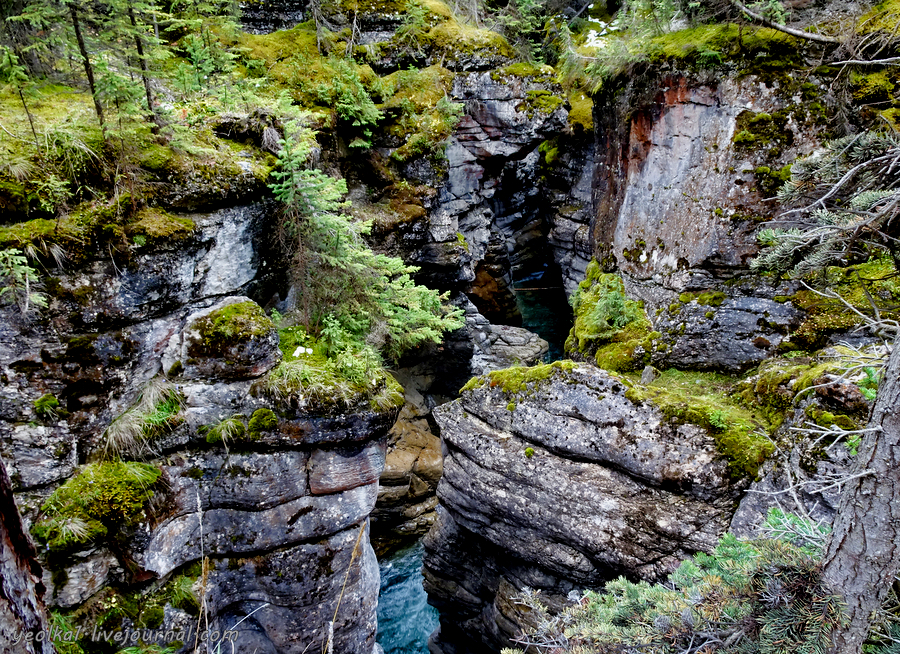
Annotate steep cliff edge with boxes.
[425,362,746,652]
[590,61,832,372]
[0,195,399,653]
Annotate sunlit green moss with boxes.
[191,301,275,356]
[126,208,195,242]
[625,369,774,478]
[460,360,576,394]
[32,462,162,553]
[565,259,654,370]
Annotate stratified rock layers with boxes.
[0,199,395,654]
[426,364,740,652]
[593,74,823,371]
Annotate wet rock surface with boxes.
[650,287,802,373]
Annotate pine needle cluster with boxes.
[269,119,464,366]
[504,510,845,654]
[753,131,900,278]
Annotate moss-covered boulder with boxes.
[564,260,659,372]
[169,297,281,381]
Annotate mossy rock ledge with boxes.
[428,361,754,647]
[166,297,281,381]
[439,361,751,566]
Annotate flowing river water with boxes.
[376,540,440,653]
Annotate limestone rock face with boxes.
[240,0,307,34]
[650,287,802,373]
[425,363,741,652]
[385,70,593,323]
[372,300,547,552]
[466,299,549,374]
[593,73,827,370]
[0,204,273,496]
[371,405,443,552]
[0,201,393,654]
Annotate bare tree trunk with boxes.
[823,342,900,653]
[127,3,159,127]
[0,456,54,654]
[68,2,105,131]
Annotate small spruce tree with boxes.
[269,120,464,363]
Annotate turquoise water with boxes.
[376,540,440,654]
[513,268,573,362]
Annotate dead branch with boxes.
[728,0,841,44]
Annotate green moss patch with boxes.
[754,164,792,196]
[857,0,900,34]
[34,393,62,419]
[625,369,774,478]
[191,301,274,355]
[787,256,900,349]
[680,290,727,307]
[522,90,565,116]
[258,334,405,412]
[733,110,792,153]
[567,90,593,131]
[735,353,870,432]
[492,62,555,81]
[248,408,278,437]
[564,259,655,370]
[381,65,461,162]
[125,208,195,243]
[850,70,897,103]
[32,462,161,553]
[461,360,576,395]
[202,414,247,445]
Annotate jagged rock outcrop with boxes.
[385,69,592,322]
[425,362,742,652]
[592,72,827,370]
[466,299,549,374]
[1,203,274,498]
[371,404,442,553]
[0,200,395,653]
[137,339,394,654]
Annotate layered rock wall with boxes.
[382,69,594,322]
[592,72,827,371]
[425,363,741,652]
[0,199,394,654]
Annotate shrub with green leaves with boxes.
[32,462,161,553]
[315,58,383,147]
